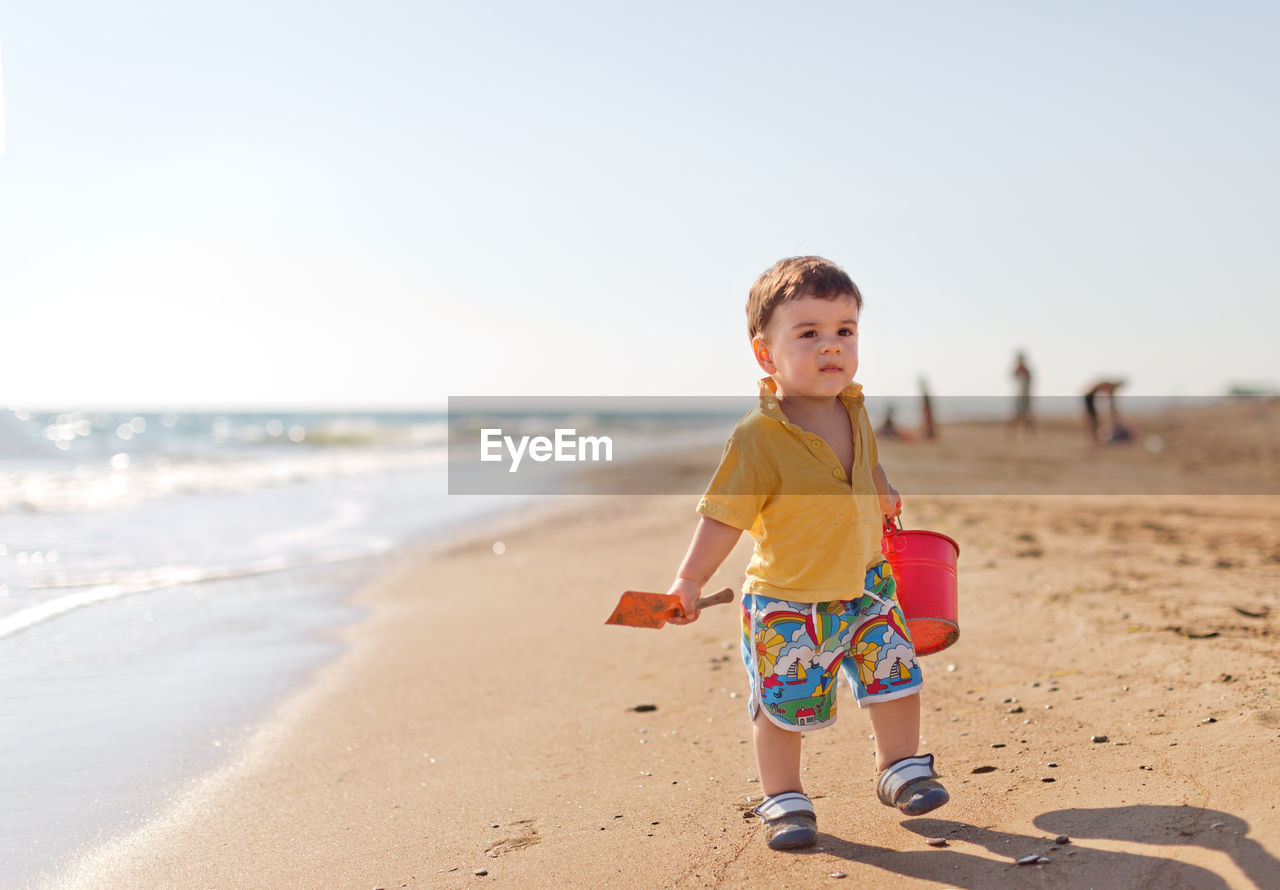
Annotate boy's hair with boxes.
[746,256,863,340]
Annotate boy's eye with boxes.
[840,328,857,336]
[800,330,817,338]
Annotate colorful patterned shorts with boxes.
[741,562,922,731]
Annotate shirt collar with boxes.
[757,376,864,423]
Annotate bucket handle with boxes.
[883,515,907,553]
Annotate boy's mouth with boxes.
[819,364,843,373]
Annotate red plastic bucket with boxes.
[881,518,960,656]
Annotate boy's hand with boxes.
[878,481,902,524]
[872,462,902,524]
[665,578,703,625]
[667,516,743,626]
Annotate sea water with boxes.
[0,408,532,887]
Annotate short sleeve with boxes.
[696,434,768,532]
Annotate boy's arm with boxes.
[665,516,743,625]
[872,462,903,523]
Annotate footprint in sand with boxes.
[485,820,541,856]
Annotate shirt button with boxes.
[809,440,821,450]
[833,468,845,480]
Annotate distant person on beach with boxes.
[1010,351,1033,433]
[877,405,905,440]
[1084,379,1128,443]
[919,377,936,440]
[664,256,948,851]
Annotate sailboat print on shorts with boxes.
[886,657,914,687]
[785,659,808,685]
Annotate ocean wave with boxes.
[0,447,446,514]
[0,543,394,640]
[0,408,448,458]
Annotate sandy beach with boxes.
[59,402,1280,889]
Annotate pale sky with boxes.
[1,1,1276,409]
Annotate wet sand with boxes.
[59,402,1280,889]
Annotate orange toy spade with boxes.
[605,588,735,629]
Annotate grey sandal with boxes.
[877,753,950,816]
[754,791,818,850]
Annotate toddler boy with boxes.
[667,256,948,850]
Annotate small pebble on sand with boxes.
[1017,854,1041,865]
[1054,835,1070,844]
[474,868,488,876]
[926,837,948,846]
[1091,734,1108,743]
[971,765,997,774]
[829,872,847,879]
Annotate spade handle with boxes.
[691,588,735,611]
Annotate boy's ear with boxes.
[752,335,776,373]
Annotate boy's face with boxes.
[752,294,860,399]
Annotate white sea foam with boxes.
[0,447,446,514]
[0,543,393,640]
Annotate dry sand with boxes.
[61,403,1280,889]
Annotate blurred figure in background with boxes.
[919,378,936,440]
[1084,379,1129,443]
[878,405,905,440]
[1009,351,1034,434]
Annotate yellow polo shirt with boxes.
[696,377,884,604]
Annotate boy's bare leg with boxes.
[753,713,803,796]
[867,693,921,771]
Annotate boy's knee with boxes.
[867,692,920,713]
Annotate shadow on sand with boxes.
[1034,805,1279,890]
[790,804,1277,889]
